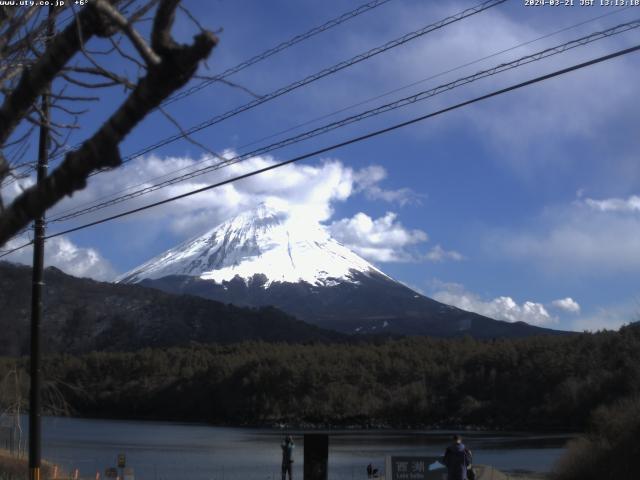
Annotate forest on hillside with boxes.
[1,324,639,430]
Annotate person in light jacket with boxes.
[442,435,472,480]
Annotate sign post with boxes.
[117,453,126,480]
[304,434,328,480]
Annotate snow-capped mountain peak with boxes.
[118,204,386,286]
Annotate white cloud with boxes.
[1,176,35,206]
[492,196,640,275]
[353,166,422,206]
[467,51,638,173]
[2,153,444,270]
[327,212,463,264]
[582,195,640,213]
[44,154,421,240]
[571,299,639,332]
[329,211,428,263]
[425,244,463,263]
[2,234,116,281]
[355,3,640,181]
[431,282,556,326]
[0,154,444,270]
[29,152,445,265]
[552,297,581,314]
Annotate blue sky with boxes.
[3,0,640,331]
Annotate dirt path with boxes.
[421,465,549,480]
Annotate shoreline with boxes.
[5,417,566,479]
[27,412,580,435]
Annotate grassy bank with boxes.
[0,449,54,480]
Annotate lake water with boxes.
[20,416,572,479]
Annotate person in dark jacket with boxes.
[442,435,472,480]
[281,435,295,480]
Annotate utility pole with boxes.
[29,6,54,480]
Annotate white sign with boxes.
[385,456,444,480]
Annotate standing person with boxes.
[441,435,472,480]
[281,435,295,480]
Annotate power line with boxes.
[47,0,394,162]
[0,41,631,258]
[1,1,393,201]
[44,0,508,218]
[0,237,33,258]
[163,0,394,106]
[47,0,508,219]
[105,0,508,167]
[48,6,634,220]
[233,5,635,153]
[47,19,640,224]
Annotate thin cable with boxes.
[48,19,640,224]
[235,4,635,152]
[164,0,394,106]
[4,42,628,250]
[43,0,508,217]
[47,0,395,161]
[0,239,33,257]
[47,6,634,219]
[103,0,508,167]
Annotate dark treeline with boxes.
[1,324,640,430]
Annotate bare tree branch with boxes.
[50,103,89,117]
[49,124,77,159]
[94,0,161,66]
[152,0,180,55]
[0,1,116,146]
[60,72,124,89]
[0,153,8,209]
[178,3,207,34]
[84,42,118,56]
[49,92,100,102]
[108,35,146,70]
[64,65,134,88]
[194,74,263,99]
[2,125,35,151]
[0,0,217,246]
[130,0,161,24]
[0,6,40,56]
[159,105,223,160]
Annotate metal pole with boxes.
[29,6,54,480]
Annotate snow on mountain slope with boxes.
[118,204,387,286]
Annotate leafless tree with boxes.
[0,365,27,457]
[0,0,218,247]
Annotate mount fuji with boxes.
[118,204,386,287]
[118,204,562,338]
